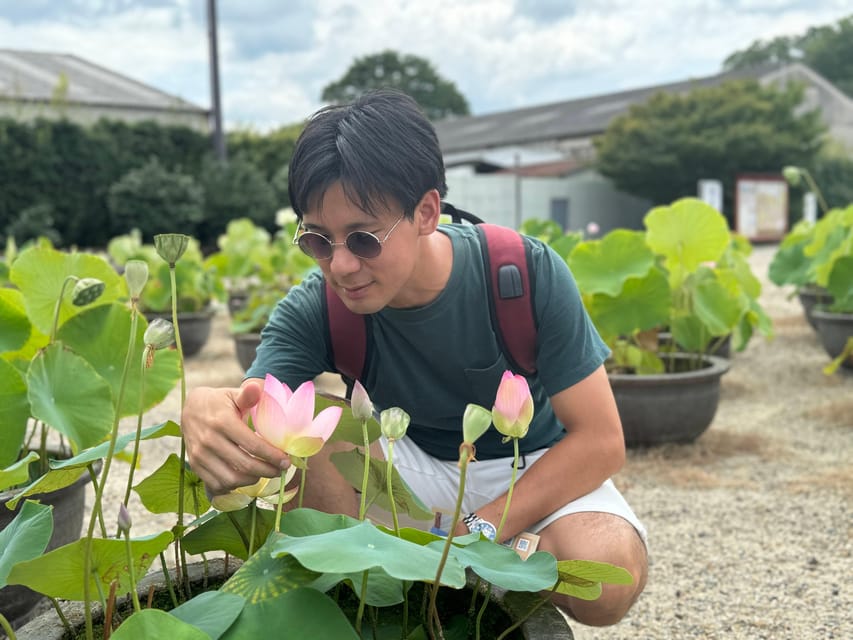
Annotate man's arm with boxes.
[455,364,625,539]
[181,378,290,496]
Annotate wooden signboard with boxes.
[734,174,789,242]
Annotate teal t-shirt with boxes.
[248,224,609,460]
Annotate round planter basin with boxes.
[233,332,262,371]
[0,462,96,629]
[797,285,834,330]
[609,353,731,447]
[811,309,853,370]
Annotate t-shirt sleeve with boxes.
[531,239,610,397]
[245,271,333,389]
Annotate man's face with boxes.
[299,182,419,314]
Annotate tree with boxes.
[724,14,853,97]
[321,50,470,121]
[593,80,826,218]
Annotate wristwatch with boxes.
[463,513,497,541]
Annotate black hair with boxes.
[288,89,448,221]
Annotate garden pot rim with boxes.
[145,306,217,320]
[810,308,853,320]
[607,352,730,386]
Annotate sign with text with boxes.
[734,175,789,241]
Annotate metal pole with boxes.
[207,0,226,162]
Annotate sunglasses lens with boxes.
[346,232,382,259]
[297,233,332,259]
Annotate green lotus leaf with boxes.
[0,452,39,493]
[0,358,31,469]
[644,198,730,288]
[7,531,172,600]
[134,453,210,517]
[3,463,91,510]
[111,609,210,640]
[271,510,466,588]
[26,342,114,453]
[692,276,748,337]
[168,591,246,640]
[585,268,671,339]
[10,245,125,336]
[0,288,30,353]
[568,229,655,296]
[435,540,557,592]
[827,254,853,311]
[49,420,181,470]
[0,500,53,589]
[183,507,276,560]
[58,304,181,416]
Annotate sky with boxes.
[1,0,851,131]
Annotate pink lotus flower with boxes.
[491,371,534,439]
[250,374,342,458]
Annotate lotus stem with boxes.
[49,274,78,343]
[355,570,369,635]
[158,552,179,609]
[0,614,16,640]
[358,418,370,520]
[248,500,258,557]
[122,531,141,613]
[495,438,519,542]
[225,511,251,555]
[274,467,288,532]
[81,301,139,639]
[120,356,148,534]
[385,441,400,535]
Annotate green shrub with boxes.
[107,157,205,240]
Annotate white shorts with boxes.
[380,436,648,547]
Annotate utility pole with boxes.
[207,0,226,162]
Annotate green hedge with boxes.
[0,117,301,249]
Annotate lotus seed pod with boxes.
[380,407,410,442]
[144,317,175,350]
[782,166,802,187]
[70,277,106,306]
[154,233,189,265]
[124,259,149,298]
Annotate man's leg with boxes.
[537,511,648,627]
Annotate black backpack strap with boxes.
[442,202,484,225]
[324,279,370,395]
[476,224,538,376]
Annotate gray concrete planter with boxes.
[811,309,853,370]
[16,559,572,639]
[609,353,731,447]
[1,461,96,629]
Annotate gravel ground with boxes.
[85,244,851,639]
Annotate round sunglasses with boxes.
[292,214,405,260]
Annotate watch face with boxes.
[471,520,497,541]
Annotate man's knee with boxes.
[539,511,648,626]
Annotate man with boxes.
[181,89,647,626]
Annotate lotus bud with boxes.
[782,166,802,187]
[70,277,105,306]
[154,233,189,265]
[124,259,149,299]
[117,503,132,534]
[492,371,534,440]
[144,318,175,350]
[380,407,410,442]
[350,380,374,421]
[462,403,492,445]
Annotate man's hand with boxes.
[181,381,290,496]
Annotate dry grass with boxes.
[801,396,853,428]
[786,466,853,499]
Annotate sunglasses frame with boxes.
[292,214,406,260]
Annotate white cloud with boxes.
[0,0,850,130]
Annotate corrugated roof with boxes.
[0,48,206,114]
[434,64,781,154]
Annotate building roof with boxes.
[0,48,206,115]
[434,63,785,154]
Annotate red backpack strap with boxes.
[476,224,538,376]
[324,280,368,385]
